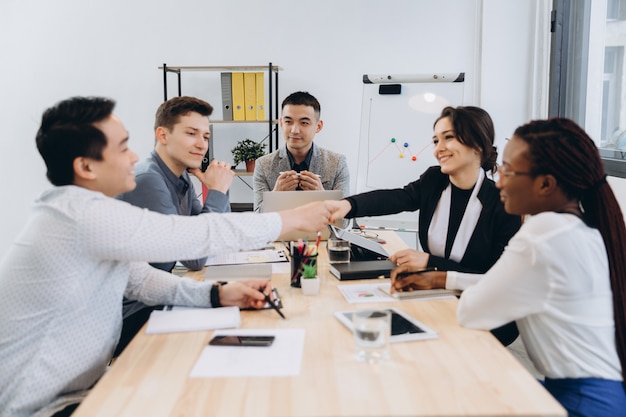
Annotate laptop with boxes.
[262,190,344,241]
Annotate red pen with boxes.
[297,238,304,255]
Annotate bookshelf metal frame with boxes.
[159,63,282,152]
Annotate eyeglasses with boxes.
[348,229,380,240]
[497,165,534,178]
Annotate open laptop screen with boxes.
[262,190,344,240]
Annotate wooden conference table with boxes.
[73,231,565,417]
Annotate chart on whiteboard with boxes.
[355,74,465,224]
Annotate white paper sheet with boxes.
[145,306,241,334]
[189,329,305,378]
[337,283,456,304]
[337,283,396,303]
[205,249,288,266]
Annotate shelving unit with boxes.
[159,63,282,152]
[158,63,282,211]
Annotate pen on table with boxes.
[261,288,285,319]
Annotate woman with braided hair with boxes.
[392,118,626,415]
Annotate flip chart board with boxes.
[355,73,465,226]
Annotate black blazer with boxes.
[346,166,522,273]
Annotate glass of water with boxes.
[353,309,391,363]
[328,238,350,263]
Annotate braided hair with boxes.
[514,118,626,387]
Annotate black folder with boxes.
[329,260,396,281]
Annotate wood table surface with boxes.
[73,231,565,417]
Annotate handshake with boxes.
[276,199,353,240]
[277,199,349,238]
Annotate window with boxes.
[550,0,626,177]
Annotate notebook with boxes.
[262,190,344,241]
[327,225,397,280]
[329,260,397,281]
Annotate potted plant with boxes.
[231,138,267,172]
[300,262,320,295]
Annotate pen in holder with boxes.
[290,241,318,288]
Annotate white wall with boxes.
[0,0,551,254]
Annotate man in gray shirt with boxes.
[116,96,235,354]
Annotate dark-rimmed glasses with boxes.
[497,165,533,178]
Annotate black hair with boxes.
[281,91,321,119]
[36,97,115,186]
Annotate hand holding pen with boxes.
[389,266,444,294]
[217,280,274,310]
[260,289,286,319]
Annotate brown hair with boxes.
[514,117,626,386]
[154,96,213,131]
[435,106,498,174]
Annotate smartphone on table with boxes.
[208,335,275,347]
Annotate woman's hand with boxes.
[389,248,430,270]
[390,264,447,294]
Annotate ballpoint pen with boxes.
[395,267,438,279]
[314,231,322,253]
[260,288,286,319]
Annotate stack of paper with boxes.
[146,306,241,334]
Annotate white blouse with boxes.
[456,212,621,381]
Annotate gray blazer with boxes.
[253,145,350,211]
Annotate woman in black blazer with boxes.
[330,106,521,345]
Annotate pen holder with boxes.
[290,242,318,288]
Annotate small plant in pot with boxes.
[300,262,320,295]
[231,139,267,172]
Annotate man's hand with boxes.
[297,171,323,190]
[273,170,299,191]
[189,159,235,194]
[218,280,273,309]
[323,199,352,221]
[278,200,339,237]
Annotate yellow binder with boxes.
[231,72,245,121]
[255,72,265,121]
[243,72,256,121]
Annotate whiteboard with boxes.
[355,73,465,227]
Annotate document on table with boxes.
[337,283,395,303]
[189,329,305,378]
[145,306,241,334]
[205,249,288,266]
[337,283,457,304]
